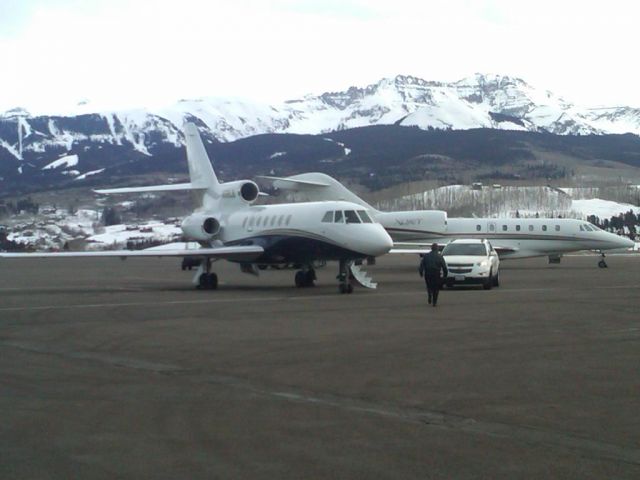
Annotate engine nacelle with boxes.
[220,180,260,204]
[181,214,221,241]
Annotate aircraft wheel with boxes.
[598,260,608,268]
[208,273,218,290]
[339,283,348,294]
[346,283,353,294]
[295,270,306,288]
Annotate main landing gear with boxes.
[197,258,218,289]
[337,259,354,294]
[294,268,316,288]
[598,252,608,269]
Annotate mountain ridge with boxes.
[2,73,640,193]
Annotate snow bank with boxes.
[570,199,639,219]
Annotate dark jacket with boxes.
[419,251,448,278]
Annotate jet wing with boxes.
[389,242,519,255]
[389,242,448,254]
[0,245,264,261]
[94,183,206,194]
[256,175,330,188]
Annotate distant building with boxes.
[471,182,483,190]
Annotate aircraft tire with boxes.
[295,270,306,288]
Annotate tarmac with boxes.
[1,253,639,479]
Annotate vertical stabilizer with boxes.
[184,123,219,189]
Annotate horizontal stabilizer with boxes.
[94,183,206,194]
[256,176,330,188]
[0,245,264,261]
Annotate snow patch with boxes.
[569,199,640,219]
[75,168,105,180]
[42,154,79,170]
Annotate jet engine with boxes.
[181,214,221,241]
[218,180,260,204]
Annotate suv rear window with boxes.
[442,244,487,256]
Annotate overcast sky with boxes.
[1,0,638,114]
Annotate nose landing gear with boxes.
[337,259,354,294]
[598,252,608,268]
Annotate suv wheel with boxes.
[492,269,500,287]
[483,269,493,290]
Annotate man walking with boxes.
[418,243,448,307]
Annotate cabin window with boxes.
[248,217,255,227]
[285,214,292,226]
[555,225,560,231]
[502,225,508,231]
[344,210,361,223]
[242,217,248,228]
[516,225,521,231]
[270,216,277,227]
[357,210,373,223]
[489,224,495,232]
[278,215,285,226]
[542,225,547,231]
[529,225,534,231]
[334,211,344,223]
[256,217,262,227]
[476,224,481,231]
[322,211,333,223]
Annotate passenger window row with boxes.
[242,214,292,229]
[322,210,373,224]
[476,224,562,232]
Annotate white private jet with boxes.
[258,173,635,268]
[0,124,393,293]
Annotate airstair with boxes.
[349,263,377,289]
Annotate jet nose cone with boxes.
[366,226,394,257]
[607,233,635,250]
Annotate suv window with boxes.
[442,244,487,256]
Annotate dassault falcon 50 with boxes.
[258,173,635,268]
[0,124,393,293]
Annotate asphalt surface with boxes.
[1,254,639,479]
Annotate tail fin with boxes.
[184,122,219,189]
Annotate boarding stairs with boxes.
[349,263,377,289]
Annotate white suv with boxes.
[441,239,500,290]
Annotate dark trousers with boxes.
[425,273,441,304]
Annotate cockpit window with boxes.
[584,224,594,231]
[344,210,361,223]
[357,210,373,223]
[322,211,333,223]
[334,211,344,223]
[579,225,584,231]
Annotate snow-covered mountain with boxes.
[1,73,640,188]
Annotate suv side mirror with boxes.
[490,250,497,256]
